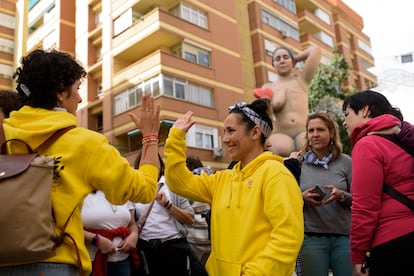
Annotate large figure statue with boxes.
[255,46,321,157]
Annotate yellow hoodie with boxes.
[2,106,158,275]
[165,128,304,276]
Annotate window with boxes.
[357,39,372,55]
[113,8,141,36]
[186,124,219,149]
[162,75,213,106]
[114,92,128,115]
[187,83,213,106]
[0,38,14,54]
[0,13,15,29]
[314,9,330,25]
[273,0,296,14]
[185,52,197,63]
[0,64,13,79]
[262,10,299,41]
[171,3,208,29]
[314,31,334,47]
[113,74,213,115]
[401,54,413,63]
[172,41,211,67]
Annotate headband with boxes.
[228,102,272,138]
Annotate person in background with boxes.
[0,49,160,276]
[0,90,22,121]
[185,156,212,265]
[254,46,321,157]
[297,112,352,276]
[164,99,304,276]
[342,90,414,276]
[134,153,207,276]
[82,191,139,276]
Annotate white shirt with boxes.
[81,190,133,262]
[135,176,181,240]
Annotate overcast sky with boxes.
[342,0,414,122]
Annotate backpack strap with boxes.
[383,184,414,212]
[373,134,414,213]
[34,126,75,153]
[0,126,75,154]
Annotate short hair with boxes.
[342,90,394,119]
[14,49,87,110]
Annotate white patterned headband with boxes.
[228,102,272,138]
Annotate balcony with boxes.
[297,10,334,37]
[27,11,58,50]
[112,50,214,89]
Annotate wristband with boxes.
[91,234,100,246]
[167,202,173,209]
[163,200,170,208]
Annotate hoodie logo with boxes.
[52,156,65,191]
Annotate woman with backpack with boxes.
[0,49,160,276]
[343,90,414,276]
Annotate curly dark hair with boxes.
[13,49,87,109]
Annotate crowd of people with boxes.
[1,46,413,276]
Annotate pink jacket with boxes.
[350,114,414,263]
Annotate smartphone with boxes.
[312,184,326,201]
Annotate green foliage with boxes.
[308,48,352,154]
[309,49,350,111]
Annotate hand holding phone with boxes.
[312,184,326,201]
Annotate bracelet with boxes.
[163,200,170,208]
[142,135,159,144]
[91,234,100,246]
[167,202,173,209]
[142,138,159,145]
[142,135,159,140]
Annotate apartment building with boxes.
[0,0,17,91]
[10,0,376,168]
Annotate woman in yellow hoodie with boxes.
[164,99,304,276]
[0,49,160,275]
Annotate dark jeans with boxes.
[368,231,414,276]
[135,238,207,276]
[106,258,131,276]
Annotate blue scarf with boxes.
[303,151,333,169]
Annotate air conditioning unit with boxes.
[280,30,288,38]
[212,147,225,158]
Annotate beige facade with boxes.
[0,0,18,91]
[6,0,376,168]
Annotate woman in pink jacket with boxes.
[342,90,414,276]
